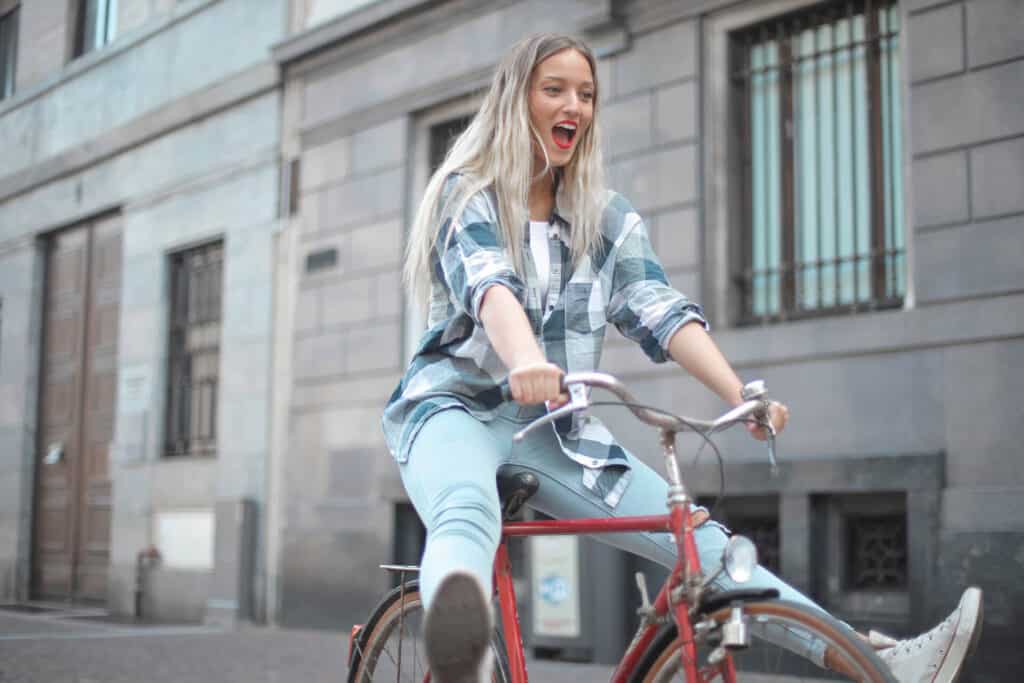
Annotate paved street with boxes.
[0,604,615,683]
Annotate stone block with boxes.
[278,527,390,629]
[915,215,1024,302]
[301,136,351,192]
[905,0,950,11]
[912,60,1024,154]
[219,339,271,399]
[221,280,273,341]
[615,21,697,98]
[294,286,320,333]
[597,55,614,101]
[967,0,1024,69]
[321,275,375,328]
[653,206,699,270]
[942,487,1024,533]
[118,307,166,364]
[319,168,404,233]
[149,458,218,508]
[970,136,1024,219]
[351,118,407,175]
[602,93,653,160]
[942,339,1024,488]
[375,270,403,318]
[345,322,400,375]
[934,531,1024,678]
[224,226,274,289]
[346,218,403,272]
[611,143,697,214]
[293,330,346,380]
[653,80,697,145]
[909,4,964,82]
[912,151,968,227]
[121,255,166,309]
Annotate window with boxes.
[74,0,117,58]
[698,495,780,575]
[0,4,17,100]
[404,97,478,363]
[734,0,904,323]
[165,241,223,457]
[812,492,908,623]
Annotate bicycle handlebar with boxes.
[511,371,779,473]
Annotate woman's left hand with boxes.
[747,401,788,441]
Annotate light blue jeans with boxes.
[400,403,831,667]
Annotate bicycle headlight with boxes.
[723,535,758,584]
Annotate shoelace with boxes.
[880,615,955,659]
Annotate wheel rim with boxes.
[642,602,890,683]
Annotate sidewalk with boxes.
[0,604,614,683]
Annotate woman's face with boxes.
[528,48,595,170]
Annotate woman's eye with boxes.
[544,86,562,95]
[580,91,594,102]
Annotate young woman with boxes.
[382,33,981,683]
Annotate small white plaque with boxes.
[154,510,214,570]
[119,366,152,414]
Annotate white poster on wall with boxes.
[530,535,581,638]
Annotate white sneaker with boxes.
[424,571,494,683]
[877,587,983,683]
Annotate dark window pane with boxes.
[0,6,18,100]
[846,513,907,590]
[165,241,223,457]
[429,115,473,175]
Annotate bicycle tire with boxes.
[632,598,897,683]
[348,579,512,683]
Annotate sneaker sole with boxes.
[424,572,492,683]
[934,587,983,683]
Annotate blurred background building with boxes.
[0,0,1021,679]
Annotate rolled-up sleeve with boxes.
[606,213,708,363]
[436,190,527,325]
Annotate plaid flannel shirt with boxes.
[382,181,708,508]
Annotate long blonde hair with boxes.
[404,33,608,307]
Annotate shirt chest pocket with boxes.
[565,281,607,334]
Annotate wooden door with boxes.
[33,216,121,602]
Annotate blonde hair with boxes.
[404,33,608,308]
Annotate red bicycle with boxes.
[348,372,894,682]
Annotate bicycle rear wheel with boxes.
[633,599,896,683]
[348,579,512,683]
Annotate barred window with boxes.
[734,0,904,323]
[165,242,223,457]
[846,512,907,590]
[0,4,17,100]
[74,0,117,58]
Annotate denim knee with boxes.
[427,481,502,550]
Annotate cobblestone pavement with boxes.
[0,605,615,683]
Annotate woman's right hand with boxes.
[509,362,568,407]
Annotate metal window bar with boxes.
[0,6,17,100]
[165,243,222,457]
[846,513,907,590]
[733,0,904,324]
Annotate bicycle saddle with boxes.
[496,468,539,520]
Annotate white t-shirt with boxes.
[529,220,551,306]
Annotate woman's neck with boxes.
[528,167,556,222]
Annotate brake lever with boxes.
[512,383,590,442]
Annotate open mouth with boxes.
[552,121,578,150]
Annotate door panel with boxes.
[33,216,121,603]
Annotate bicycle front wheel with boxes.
[348,579,511,683]
[633,599,896,683]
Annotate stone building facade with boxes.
[0,0,286,624]
[0,0,1021,680]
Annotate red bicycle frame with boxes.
[494,502,727,683]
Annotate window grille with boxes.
[75,0,117,57]
[0,5,17,100]
[165,242,223,457]
[733,0,904,322]
[698,496,780,575]
[846,513,907,589]
[429,115,473,175]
